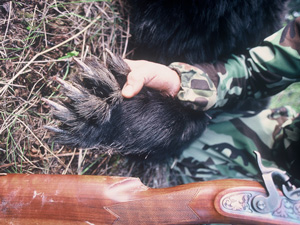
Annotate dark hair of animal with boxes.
[128,0,288,64]
[47,55,208,161]
[47,0,288,162]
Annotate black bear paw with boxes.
[45,54,209,161]
[44,54,130,149]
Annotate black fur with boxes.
[48,56,208,161]
[48,0,288,162]
[128,0,287,64]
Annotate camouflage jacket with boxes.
[170,18,300,183]
[169,17,300,111]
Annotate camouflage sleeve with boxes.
[169,17,300,110]
[168,62,217,111]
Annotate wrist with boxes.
[167,66,181,97]
[169,62,217,111]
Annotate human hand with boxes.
[122,59,181,98]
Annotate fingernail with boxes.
[122,85,134,97]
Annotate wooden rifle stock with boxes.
[0,173,299,224]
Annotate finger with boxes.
[123,59,138,69]
[121,72,144,98]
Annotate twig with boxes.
[0,82,25,88]
[42,0,49,48]
[0,96,39,135]
[15,117,63,164]
[12,59,69,64]
[77,148,88,174]
[122,16,130,58]
[81,29,87,60]
[0,14,102,97]
[63,147,77,175]
[1,1,12,57]
[0,160,40,169]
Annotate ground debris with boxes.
[0,0,178,188]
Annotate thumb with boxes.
[121,72,144,98]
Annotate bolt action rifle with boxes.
[0,152,299,224]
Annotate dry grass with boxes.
[1,1,298,188]
[0,0,178,188]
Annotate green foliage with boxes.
[270,83,300,112]
[287,0,300,19]
[58,50,79,60]
[288,0,300,12]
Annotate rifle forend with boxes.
[0,172,299,224]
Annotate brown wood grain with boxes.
[0,174,299,224]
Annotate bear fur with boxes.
[48,0,288,162]
[128,0,287,64]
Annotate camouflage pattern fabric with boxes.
[272,114,300,184]
[169,62,217,111]
[174,107,298,184]
[169,17,300,111]
[170,17,300,183]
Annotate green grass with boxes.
[270,82,300,112]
